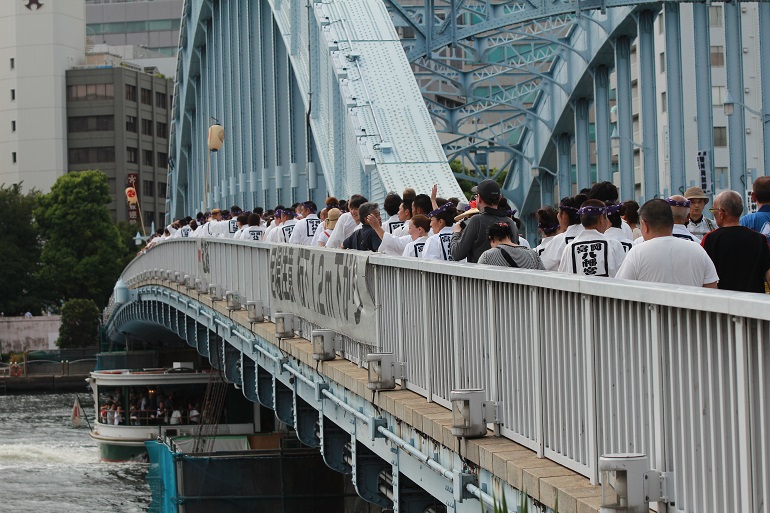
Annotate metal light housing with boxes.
[450,389,491,438]
[311,329,337,361]
[274,313,296,338]
[209,284,223,301]
[173,271,183,284]
[183,275,193,288]
[246,300,268,322]
[365,353,397,391]
[599,454,650,513]
[195,279,208,294]
[225,290,242,310]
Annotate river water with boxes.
[0,393,151,513]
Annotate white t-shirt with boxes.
[558,229,626,278]
[616,236,719,287]
[403,236,428,257]
[421,226,454,260]
[289,215,322,245]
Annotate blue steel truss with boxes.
[170,0,770,229]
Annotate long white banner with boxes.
[269,245,377,345]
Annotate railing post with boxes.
[649,304,668,513]
[532,287,544,458]
[422,271,432,402]
[734,317,754,512]
[582,295,598,485]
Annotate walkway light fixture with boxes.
[208,284,223,301]
[274,313,296,338]
[311,329,337,361]
[195,279,208,294]
[246,300,268,322]
[225,290,242,310]
[598,454,671,513]
[449,389,499,438]
[365,353,403,391]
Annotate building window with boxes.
[126,115,137,132]
[660,92,667,113]
[143,149,154,166]
[715,167,728,188]
[141,118,153,136]
[157,152,168,168]
[712,86,727,106]
[127,147,138,164]
[67,147,116,164]
[658,14,664,34]
[156,92,167,109]
[659,52,665,73]
[710,46,725,67]
[145,211,155,226]
[709,6,723,27]
[141,88,152,105]
[10,58,14,70]
[11,89,15,101]
[12,152,17,164]
[11,120,16,132]
[156,122,167,139]
[714,127,728,147]
[66,84,114,101]
[143,180,155,197]
[158,182,167,198]
[125,84,137,102]
[68,115,114,132]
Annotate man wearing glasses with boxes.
[701,191,770,293]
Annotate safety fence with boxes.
[112,238,770,512]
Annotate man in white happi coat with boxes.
[558,200,626,277]
[289,201,322,245]
[325,195,367,249]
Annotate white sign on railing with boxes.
[269,245,377,345]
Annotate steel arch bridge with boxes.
[169,0,770,234]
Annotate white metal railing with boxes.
[111,238,770,512]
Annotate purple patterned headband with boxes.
[538,221,560,233]
[429,202,455,218]
[577,205,606,216]
[666,197,691,208]
[303,202,317,214]
[507,209,518,217]
[559,204,578,212]
[605,203,623,215]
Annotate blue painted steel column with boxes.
[593,65,611,184]
[637,10,661,201]
[664,2,686,195]
[692,3,715,199]
[614,36,635,201]
[574,98,591,192]
[759,3,770,178]
[557,133,572,199]
[538,170,555,209]
[724,1,746,201]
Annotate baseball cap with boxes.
[325,208,341,229]
[684,186,709,203]
[471,179,501,204]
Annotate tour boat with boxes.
[87,364,257,461]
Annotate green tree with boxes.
[35,170,127,308]
[0,183,42,315]
[57,298,100,348]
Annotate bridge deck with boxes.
[151,277,603,513]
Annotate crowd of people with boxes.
[145,175,770,293]
[98,387,202,426]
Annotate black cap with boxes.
[471,179,501,204]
